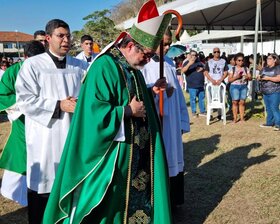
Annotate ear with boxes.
[127,42,134,49]
[45,35,51,43]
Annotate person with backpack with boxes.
[228,53,252,123]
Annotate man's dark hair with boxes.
[33,30,46,39]
[45,19,70,35]
[81,35,93,43]
[118,35,135,48]
[24,40,45,57]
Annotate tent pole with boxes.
[274,31,276,53]
[240,35,244,52]
[253,0,260,79]
[252,0,261,102]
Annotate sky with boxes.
[0,0,123,35]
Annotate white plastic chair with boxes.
[206,82,226,125]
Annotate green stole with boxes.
[0,62,26,174]
[43,53,172,224]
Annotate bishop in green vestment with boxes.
[43,1,175,223]
[43,42,172,224]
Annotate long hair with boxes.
[268,53,280,66]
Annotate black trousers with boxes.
[27,189,50,224]
[170,172,184,207]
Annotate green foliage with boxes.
[82,10,119,49]
[71,9,120,54]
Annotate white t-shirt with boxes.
[205,58,228,81]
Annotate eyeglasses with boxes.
[53,33,71,40]
[135,44,156,59]
[237,59,244,62]
[213,51,220,54]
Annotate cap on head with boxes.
[129,0,172,50]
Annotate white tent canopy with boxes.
[179,30,191,44]
[169,0,280,31]
[117,0,279,33]
[184,30,267,43]
[116,0,236,30]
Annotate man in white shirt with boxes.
[75,34,98,63]
[15,19,88,224]
[204,47,228,120]
[204,47,228,85]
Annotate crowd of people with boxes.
[0,1,190,224]
[177,47,280,130]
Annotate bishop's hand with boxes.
[129,96,146,118]
[152,77,167,94]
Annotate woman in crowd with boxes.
[258,53,280,131]
[228,52,252,123]
[0,61,9,80]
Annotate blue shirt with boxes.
[183,60,205,88]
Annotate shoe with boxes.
[259,124,274,128]
[274,126,280,131]
[192,113,197,118]
[199,112,207,117]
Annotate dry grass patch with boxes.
[1,99,280,224]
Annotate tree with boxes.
[82,9,119,49]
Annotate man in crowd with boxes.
[141,28,190,209]
[76,34,98,63]
[15,19,88,224]
[204,47,228,86]
[0,40,45,207]
[34,30,47,47]
[204,47,228,120]
[43,1,174,223]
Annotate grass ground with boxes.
[0,98,279,224]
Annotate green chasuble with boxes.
[0,62,26,174]
[43,53,172,224]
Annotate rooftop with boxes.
[0,31,33,42]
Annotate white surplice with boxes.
[75,51,98,64]
[15,53,88,193]
[1,170,27,206]
[141,56,190,177]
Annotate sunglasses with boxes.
[213,51,220,54]
[237,59,244,62]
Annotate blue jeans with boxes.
[230,84,248,101]
[188,87,205,114]
[263,92,280,127]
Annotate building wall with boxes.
[0,42,25,57]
